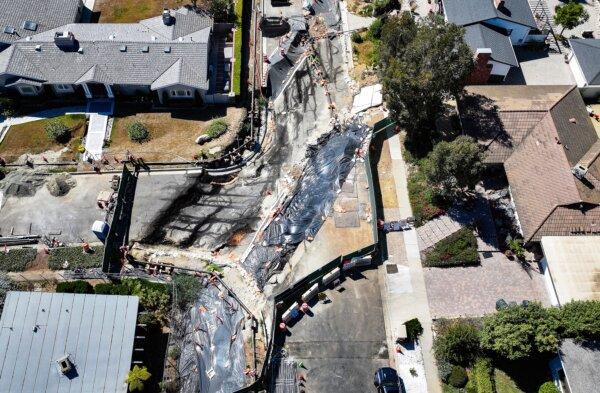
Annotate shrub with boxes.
[122,278,171,325]
[538,382,560,393]
[368,18,384,40]
[437,358,453,383]
[448,365,468,388]
[0,248,37,272]
[127,122,150,143]
[507,238,526,258]
[423,227,479,267]
[472,358,493,393]
[56,280,94,294]
[434,319,481,366]
[372,0,399,16]
[405,318,423,341]
[351,31,363,43]
[173,274,201,310]
[45,119,71,143]
[0,97,18,118]
[559,300,600,340]
[126,365,151,392]
[206,119,228,138]
[48,246,104,270]
[407,168,449,226]
[94,282,130,295]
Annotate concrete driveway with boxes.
[505,48,575,85]
[281,268,389,392]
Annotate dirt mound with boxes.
[0,170,47,197]
[46,173,77,197]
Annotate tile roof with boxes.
[460,85,600,242]
[0,9,213,90]
[559,339,600,393]
[0,0,82,45]
[443,0,536,28]
[568,39,600,86]
[464,24,518,66]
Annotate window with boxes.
[18,85,37,95]
[55,84,71,91]
[170,89,192,97]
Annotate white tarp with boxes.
[352,84,383,114]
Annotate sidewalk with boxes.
[377,130,442,393]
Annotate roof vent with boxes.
[55,355,74,375]
[77,47,83,54]
[151,35,157,41]
[162,9,173,26]
[22,21,38,31]
[3,26,15,35]
[35,44,41,51]
[164,46,171,53]
[141,45,149,53]
[572,164,588,180]
[109,34,115,40]
[25,36,31,41]
[54,31,78,51]
[178,37,183,42]
[119,45,127,52]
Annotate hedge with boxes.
[423,227,479,267]
[94,283,130,295]
[48,246,104,270]
[472,358,494,393]
[56,280,94,294]
[232,0,243,96]
[448,365,468,388]
[0,248,37,272]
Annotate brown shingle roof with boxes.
[460,85,600,242]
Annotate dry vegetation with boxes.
[95,0,189,23]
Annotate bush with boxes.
[472,358,493,393]
[424,227,479,267]
[206,119,228,138]
[0,97,18,118]
[434,319,481,366]
[45,119,71,143]
[0,248,37,272]
[48,246,104,270]
[351,31,363,43]
[538,382,559,393]
[437,358,453,383]
[56,280,94,294]
[372,0,399,16]
[122,278,171,325]
[127,122,150,143]
[405,318,423,341]
[94,282,130,295]
[448,365,468,388]
[407,168,449,226]
[368,18,384,40]
[559,300,600,340]
[173,274,201,310]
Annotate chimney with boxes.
[467,48,493,85]
[162,9,173,25]
[54,31,77,51]
[495,0,505,9]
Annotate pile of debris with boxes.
[0,169,47,197]
[46,173,77,197]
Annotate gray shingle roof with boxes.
[569,39,600,85]
[560,339,600,393]
[464,24,518,66]
[0,10,213,90]
[0,291,139,393]
[443,0,536,28]
[0,0,82,45]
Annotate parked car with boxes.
[374,367,405,393]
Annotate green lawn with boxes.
[48,246,104,270]
[494,369,524,393]
[96,0,185,22]
[0,114,85,163]
[232,0,243,96]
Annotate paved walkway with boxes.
[377,130,441,393]
[84,113,109,161]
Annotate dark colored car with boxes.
[374,367,405,393]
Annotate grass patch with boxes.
[423,227,478,267]
[494,369,523,393]
[232,0,243,96]
[352,33,380,67]
[0,114,85,163]
[407,166,449,226]
[48,246,104,270]
[0,248,38,272]
[97,0,182,22]
[47,166,78,173]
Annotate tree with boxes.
[45,119,70,143]
[380,13,474,156]
[554,1,589,35]
[127,122,150,143]
[434,319,481,366]
[481,303,560,360]
[421,136,484,193]
[559,300,600,340]
[126,365,151,392]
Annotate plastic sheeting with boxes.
[178,281,247,393]
[244,121,370,287]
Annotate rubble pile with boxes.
[0,169,47,197]
[46,173,77,197]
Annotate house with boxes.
[0,0,84,50]
[0,8,215,104]
[0,291,140,393]
[442,0,545,82]
[568,39,600,100]
[555,339,600,393]
[459,85,600,243]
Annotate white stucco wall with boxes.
[490,60,511,77]
[568,54,588,88]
